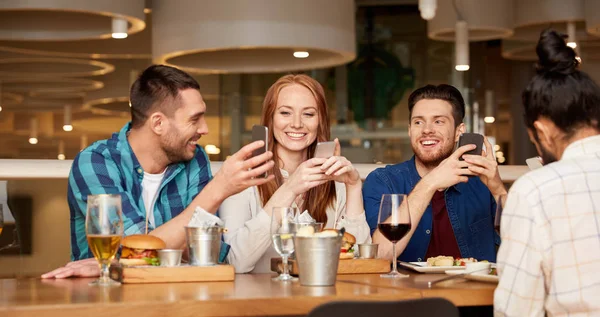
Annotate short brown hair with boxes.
[408,84,465,127]
[129,65,200,128]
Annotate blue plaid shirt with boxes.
[68,122,212,261]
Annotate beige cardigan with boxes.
[220,177,371,273]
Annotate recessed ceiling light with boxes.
[293,51,309,58]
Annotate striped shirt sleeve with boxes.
[68,148,145,260]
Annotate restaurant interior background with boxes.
[1,0,599,277]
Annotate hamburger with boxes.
[119,234,166,266]
[322,229,356,260]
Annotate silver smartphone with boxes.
[526,156,543,170]
[314,141,336,159]
[251,125,268,178]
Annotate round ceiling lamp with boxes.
[1,77,103,98]
[0,12,152,59]
[152,0,356,74]
[0,0,145,41]
[427,0,513,42]
[510,0,589,44]
[83,59,150,117]
[502,39,600,62]
[0,57,114,78]
[6,94,82,112]
[584,0,600,37]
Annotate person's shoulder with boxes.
[510,162,569,198]
[72,138,115,166]
[365,160,413,183]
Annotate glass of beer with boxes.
[86,194,123,286]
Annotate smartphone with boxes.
[251,125,268,178]
[457,133,484,161]
[526,156,543,170]
[314,141,336,159]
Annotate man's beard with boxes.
[538,143,557,165]
[412,140,455,169]
[161,129,196,164]
[532,131,557,165]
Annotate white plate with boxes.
[398,262,465,274]
[444,269,499,283]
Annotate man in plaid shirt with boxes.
[42,65,275,278]
[495,30,600,316]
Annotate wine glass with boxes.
[494,194,507,235]
[86,194,124,286]
[271,207,299,282]
[378,194,411,278]
[0,205,4,238]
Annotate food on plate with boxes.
[489,268,497,275]
[426,256,481,267]
[426,255,454,266]
[119,234,166,266]
[454,257,478,266]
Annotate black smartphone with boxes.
[251,125,269,178]
[457,133,484,161]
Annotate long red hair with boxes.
[257,74,336,223]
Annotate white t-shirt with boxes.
[141,169,166,228]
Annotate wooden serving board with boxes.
[114,264,235,284]
[271,258,390,275]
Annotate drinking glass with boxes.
[86,194,123,286]
[378,194,411,278]
[0,205,4,237]
[271,207,299,282]
[494,194,507,235]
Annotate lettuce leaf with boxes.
[143,257,160,266]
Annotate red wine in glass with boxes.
[378,194,411,278]
[378,223,411,243]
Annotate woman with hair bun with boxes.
[494,29,600,316]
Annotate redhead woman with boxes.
[220,74,371,273]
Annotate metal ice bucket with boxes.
[293,234,342,286]
[185,226,224,266]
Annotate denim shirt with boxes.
[362,156,499,262]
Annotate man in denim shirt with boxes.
[363,85,505,263]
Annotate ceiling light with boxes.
[112,17,129,39]
[63,105,73,132]
[205,144,221,155]
[496,151,504,158]
[484,90,495,124]
[29,118,38,145]
[498,156,506,164]
[455,20,469,71]
[419,0,437,20]
[493,144,500,151]
[567,21,576,49]
[80,134,88,151]
[58,140,65,160]
[293,51,309,58]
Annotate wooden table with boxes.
[0,272,495,317]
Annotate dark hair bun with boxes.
[536,29,579,75]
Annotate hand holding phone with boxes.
[457,133,484,160]
[314,141,336,159]
[251,125,269,178]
